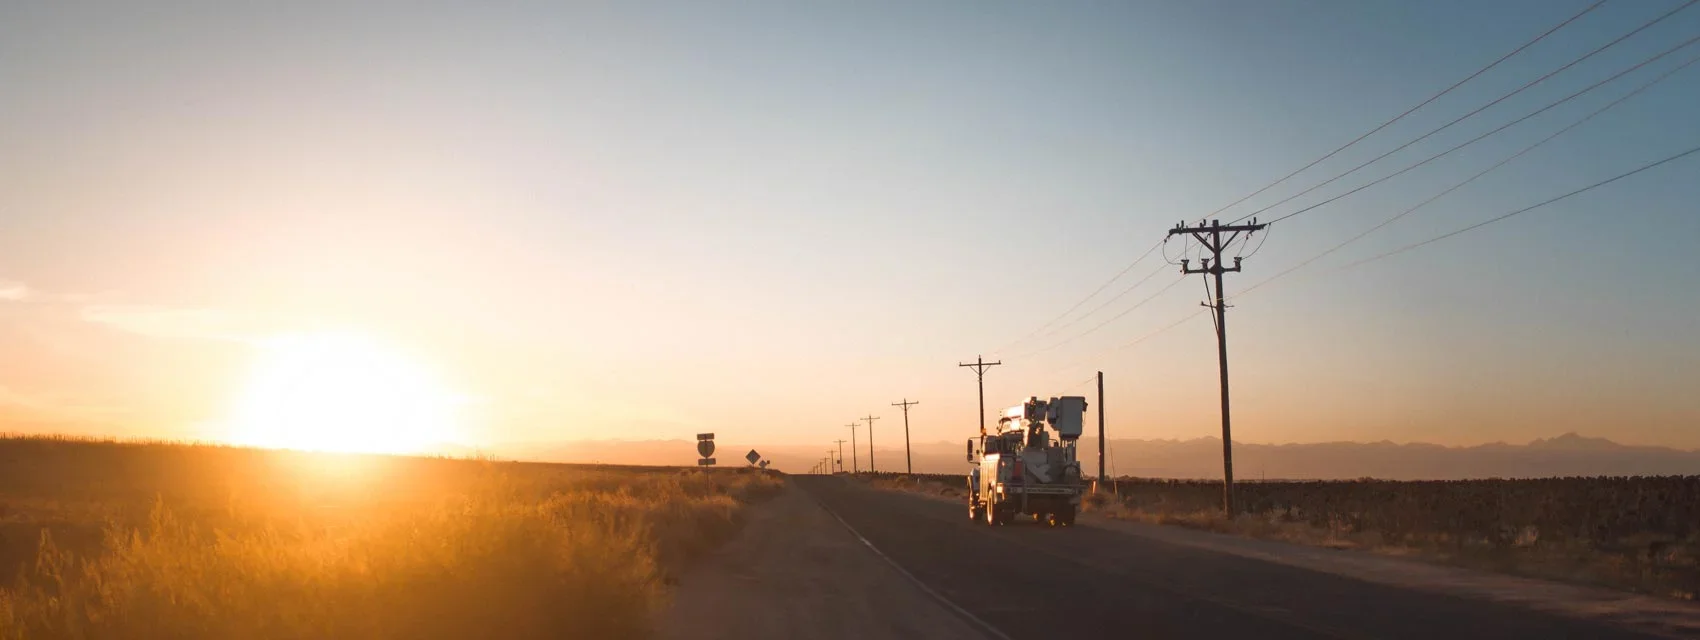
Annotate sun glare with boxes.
[228,332,462,454]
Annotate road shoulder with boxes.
[656,481,987,640]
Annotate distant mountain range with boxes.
[485,432,1700,480]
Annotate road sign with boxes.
[745,449,761,465]
[696,433,714,440]
[697,458,716,466]
[697,439,716,458]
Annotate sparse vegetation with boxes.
[0,436,783,639]
[866,472,1700,600]
[862,473,966,498]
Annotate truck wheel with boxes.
[1059,507,1077,527]
[983,504,998,527]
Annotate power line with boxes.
[1051,375,1098,398]
[1236,47,1700,301]
[1262,30,1700,227]
[993,1,1663,385]
[1039,308,1208,391]
[959,356,1003,438]
[1018,260,1172,351]
[1235,227,1272,260]
[1229,0,1698,225]
[845,422,860,473]
[1015,274,1190,358]
[1203,272,1221,335]
[990,237,1165,356]
[891,399,919,474]
[1167,220,1268,515]
[1113,309,1210,353]
[862,414,880,473]
[1065,310,1210,374]
[1203,0,1609,222]
[990,0,1602,357]
[1336,142,1700,271]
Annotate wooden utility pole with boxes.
[833,439,847,473]
[958,356,1003,436]
[892,399,920,474]
[1097,371,1106,484]
[846,423,860,473]
[862,414,880,473]
[1168,218,1266,515]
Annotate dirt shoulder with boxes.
[656,481,987,640]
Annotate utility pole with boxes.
[958,356,1003,436]
[891,399,920,474]
[846,423,860,473]
[863,415,880,473]
[1168,218,1267,515]
[1097,371,1106,484]
[833,439,847,473]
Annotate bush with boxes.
[0,438,784,639]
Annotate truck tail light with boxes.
[1011,458,1024,483]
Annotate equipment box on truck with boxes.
[967,396,1087,527]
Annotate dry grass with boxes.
[1077,491,1700,600]
[867,474,1700,600]
[862,474,966,498]
[0,436,783,639]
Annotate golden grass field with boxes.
[0,436,783,639]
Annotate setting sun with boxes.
[227,332,462,454]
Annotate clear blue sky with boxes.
[1,0,1696,450]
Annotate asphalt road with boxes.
[795,476,1667,640]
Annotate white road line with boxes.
[810,487,1013,640]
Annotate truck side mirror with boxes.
[966,439,974,461]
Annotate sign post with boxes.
[696,433,716,466]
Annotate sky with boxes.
[2,0,1697,455]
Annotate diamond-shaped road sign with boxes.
[745,449,760,465]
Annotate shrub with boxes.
[0,438,784,640]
